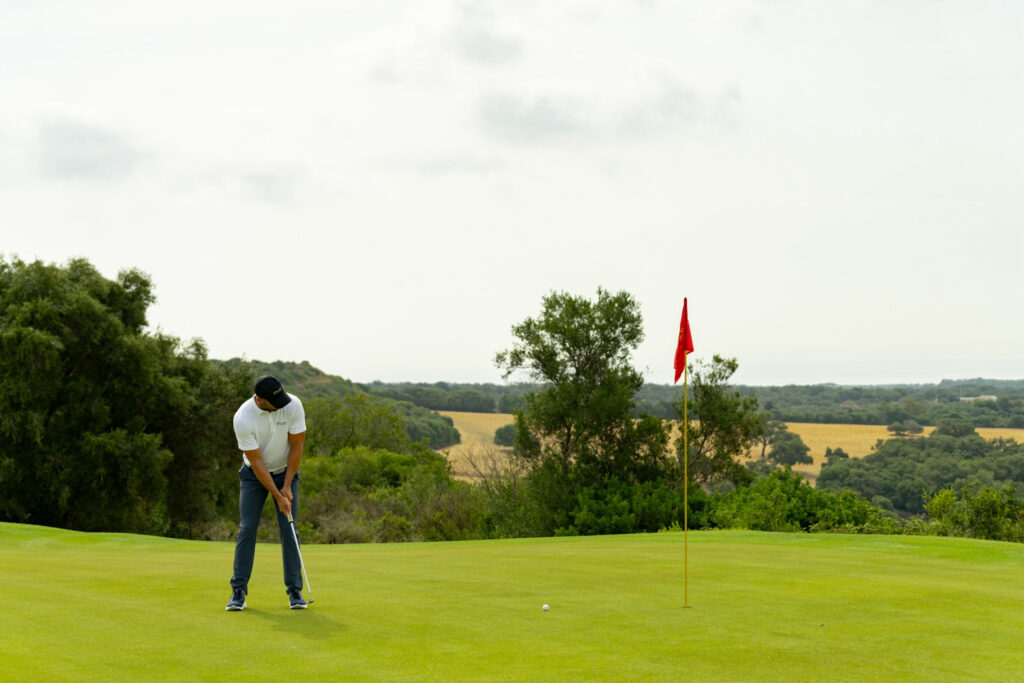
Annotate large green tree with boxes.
[676,355,765,486]
[494,289,672,534]
[0,257,250,535]
[149,340,253,538]
[767,430,813,467]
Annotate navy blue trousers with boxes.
[230,465,302,593]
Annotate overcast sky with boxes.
[2,1,1021,387]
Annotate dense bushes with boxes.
[241,449,1024,545]
[389,401,461,449]
[493,423,517,446]
[568,479,686,535]
[283,453,1024,545]
[464,466,913,539]
[298,444,483,543]
[817,426,1024,514]
[923,484,1024,542]
[710,469,901,534]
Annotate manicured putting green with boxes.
[2,523,1022,680]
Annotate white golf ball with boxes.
[542,604,549,611]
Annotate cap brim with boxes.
[268,393,292,409]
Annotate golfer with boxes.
[226,375,307,611]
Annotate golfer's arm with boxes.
[244,449,285,502]
[283,431,305,493]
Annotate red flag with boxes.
[673,298,694,384]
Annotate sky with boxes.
[2,0,1022,387]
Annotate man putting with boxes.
[226,375,308,611]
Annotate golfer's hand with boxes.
[275,492,292,516]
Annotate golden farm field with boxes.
[439,412,1024,484]
[438,411,515,479]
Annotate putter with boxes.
[286,511,314,604]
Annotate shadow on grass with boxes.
[245,608,346,639]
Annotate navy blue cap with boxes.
[254,375,291,409]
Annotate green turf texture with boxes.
[2,523,1022,681]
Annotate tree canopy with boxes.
[493,288,673,534]
[0,257,251,536]
[676,355,765,486]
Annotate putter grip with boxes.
[287,512,294,523]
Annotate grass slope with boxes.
[2,523,1023,681]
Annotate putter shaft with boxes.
[286,512,314,603]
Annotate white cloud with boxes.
[448,1,523,66]
[478,93,587,143]
[38,122,145,181]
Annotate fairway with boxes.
[3,523,1023,681]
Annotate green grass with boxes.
[2,523,1023,681]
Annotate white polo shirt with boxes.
[233,394,306,473]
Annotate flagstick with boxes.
[683,356,690,608]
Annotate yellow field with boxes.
[438,411,515,480]
[438,412,1024,484]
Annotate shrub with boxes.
[923,484,1024,542]
[493,423,517,447]
[710,468,897,534]
[297,446,485,543]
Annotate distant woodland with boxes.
[366,378,1024,428]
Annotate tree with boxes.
[493,423,517,447]
[887,421,907,437]
[756,419,787,459]
[887,419,923,437]
[748,419,811,474]
[824,447,850,464]
[494,289,673,534]
[676,355,765,486]
[767,430,813,467]
[0,257,250,535]
[150,339,254,538]
[935,418,976,438]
